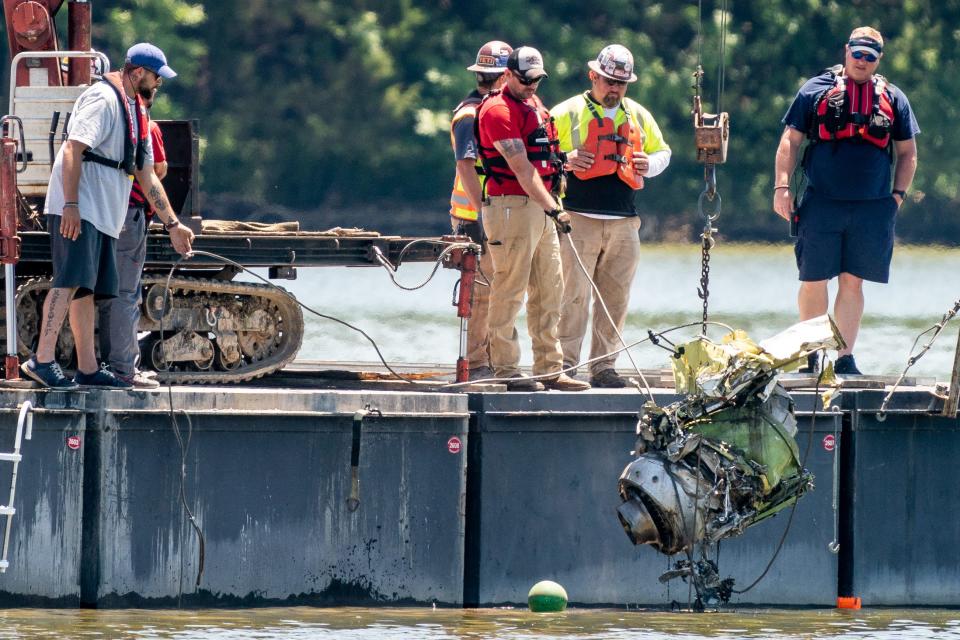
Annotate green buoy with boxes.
[527,580,568,612]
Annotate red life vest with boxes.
[130,121,164,215]
[575,96,645,190]
[82,71,149,175]
[475,88,565,193]
[813,67,895,149]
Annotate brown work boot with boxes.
[542,373,591,391]
[505,374,545,392]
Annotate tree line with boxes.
[4,0,959,242]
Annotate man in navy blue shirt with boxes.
[773,26,919,375]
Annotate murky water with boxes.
[1,606,959,638]
[267,242,960,379]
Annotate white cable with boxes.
[562,230,655,400]
[445,320,736,392]
[372,243,476,291]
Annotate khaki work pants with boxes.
[558,213,641,377]
[450,216,493,369]
[481,195,564,378]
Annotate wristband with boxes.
[63,201,78,207]
[892,189,906,199]
[163,219,180,230]
[774,185,791,191]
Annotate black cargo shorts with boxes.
[48,215,119,299]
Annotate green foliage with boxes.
[95,0,206,119]
[8,0,957,240]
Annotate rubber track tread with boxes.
[140,275,304,384]
[7,276,304,385]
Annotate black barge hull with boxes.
[0,381,955,607]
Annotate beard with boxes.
[602,93,620,108]
[136,77,157,101]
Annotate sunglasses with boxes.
[139,67,163,85]
[515,72,543,86]
[851,50,879,63]
[600,76,628,87]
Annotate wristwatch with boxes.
[163,218,180,230]
[892,189,907,199]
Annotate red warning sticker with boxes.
[822,434,836,452]
[447,436,462,454]
[66,435,81,450]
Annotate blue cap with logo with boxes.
[126,42,177,79]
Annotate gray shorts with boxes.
[48,215,119,299]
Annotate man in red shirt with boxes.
[477,46,589,392]
[97,88,172,388]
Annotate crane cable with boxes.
[694,0,730,337]
[685,0,731,609]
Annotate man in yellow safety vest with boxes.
[551,44,671,388]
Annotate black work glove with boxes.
[545,208,572,234]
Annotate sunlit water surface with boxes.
[260,242,960,379]
[1,606,959,639]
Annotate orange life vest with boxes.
[813,67,894,150]
[574,97,645,190]
[81,71,149,175]
[449,93,484,221]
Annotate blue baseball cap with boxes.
[125,42,177,79]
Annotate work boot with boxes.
[542,373,591,392]
[20,357,78,390]
[590,369,627,388]
[74,363,133,389]
[834,354,862,375]
[798,352,820,374]
[468,365,494,382]
[505,374,544,392]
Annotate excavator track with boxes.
[3,275,304,385]
[139,275,304,384]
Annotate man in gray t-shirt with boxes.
[22,42,194,389]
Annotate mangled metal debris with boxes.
[616,315,843,605]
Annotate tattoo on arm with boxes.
[147,184,169,213]
[42,290,60,339]
[495,138,526,158]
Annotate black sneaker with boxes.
[505,374,545,392]
[834,354,862,375]
[467,365,494,382]
[20,357,78,389]
[74,364,134,389]
[798,352,819,374]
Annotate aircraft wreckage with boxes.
[616,316,843,606]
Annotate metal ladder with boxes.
[1,401,33,573]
